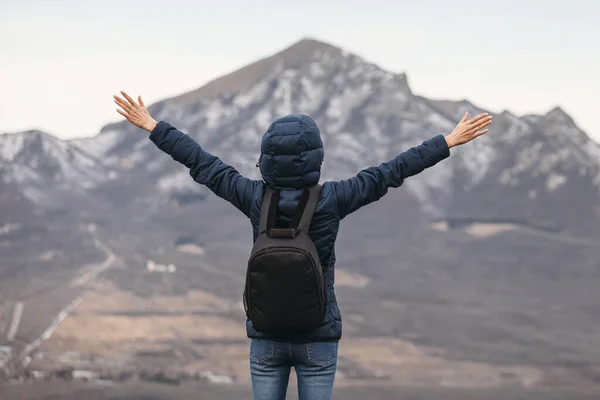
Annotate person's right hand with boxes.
[445,112,493,148]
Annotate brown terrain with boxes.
[3,38,600,399]
[28,279,545,388]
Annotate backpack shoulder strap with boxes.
[295,184,322,233]
[259,185,280,234]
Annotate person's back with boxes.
[113,90,493,400]
[248,114,342,344]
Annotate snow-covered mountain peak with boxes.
[5,37,600,234]
[0,128,115,194]
[0,130,56,162]
[544,106,573,124]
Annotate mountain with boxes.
[2,38,600,391]
[70,38,600,235]
[0,129,121,215]
[443,105,600,236]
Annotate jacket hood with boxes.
[259,114,324,189]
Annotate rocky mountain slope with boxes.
[66,38,600,236]
[3,38,599,234]
[1,38,600,391]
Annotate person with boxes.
[113,90,493,400]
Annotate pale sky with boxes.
[1,0,598,141]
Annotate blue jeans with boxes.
[250,339,338,400]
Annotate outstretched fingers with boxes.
[114,94,134,122]
[120,90,137,106]
[470,116,493,133]
[114,95,130,111]
[116,108,128,118]
[467,113,489,126]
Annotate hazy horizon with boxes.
[2,0,598,141]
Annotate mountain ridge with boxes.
[2,37,600,390]
[5,37,600,237]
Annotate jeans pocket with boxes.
[250,339,275,364]
[306,341,338,367]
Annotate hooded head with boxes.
[258,114,324,189]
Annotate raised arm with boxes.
[331,112,493,219]
[114,91,259,217]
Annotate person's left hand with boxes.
[114,90,157,132]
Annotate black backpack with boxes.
[243,184,325,333]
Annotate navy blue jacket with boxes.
[149,114,450,342]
